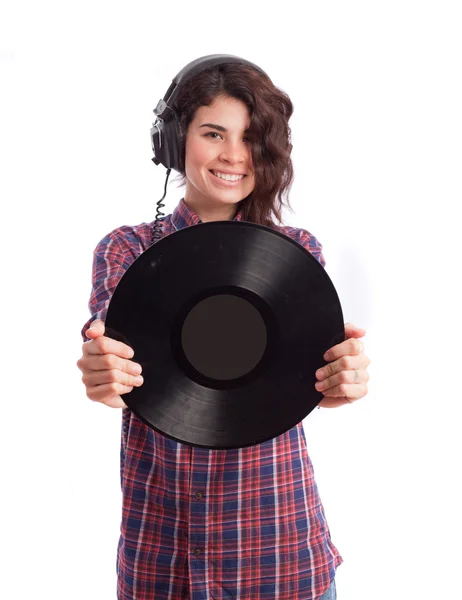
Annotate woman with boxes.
[77,56,370,600]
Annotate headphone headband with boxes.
[172,54,268,87]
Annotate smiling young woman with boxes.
[77,57,370,600]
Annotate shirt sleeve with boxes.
[81,233,132,341]
[296,228,326,268]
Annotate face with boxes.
[183,95,255,219]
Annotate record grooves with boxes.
[105,221,344,449]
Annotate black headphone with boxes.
[150,54,268,173]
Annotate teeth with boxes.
[212,171,244,182]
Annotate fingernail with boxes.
[315,381,324,391]
[135,376,143,385]
[131,363,142,375]
[316,369,324,379]
[323,352,331,361]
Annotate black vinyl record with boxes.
[105,221,344,450]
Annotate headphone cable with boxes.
[151,167,172,246]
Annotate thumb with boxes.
[85,319,105,340]
[344,322,366,339]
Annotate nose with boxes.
[219,138,249,165]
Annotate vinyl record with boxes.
[105,221,344,449]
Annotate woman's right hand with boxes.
[76,319,143,408]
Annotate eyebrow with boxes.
[199,123,249,133]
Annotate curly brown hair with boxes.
[172,63,295,228]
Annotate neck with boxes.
[183,195,238,222]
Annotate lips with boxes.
[210,170,246,176]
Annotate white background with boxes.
[1,1,461,598]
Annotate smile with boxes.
[210,170,246,182]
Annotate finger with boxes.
[316,353,371,380]
[323,338,364,362]
[86,382,134,405]
[84,335,135,360]
[85,319,105,340]
[106,396,128,409]
[79,354,142,376]
[315,368,369,392]
[318,397,353,408]
[320,382,368,401]
[344,322,366,339]
[82,369,144,389]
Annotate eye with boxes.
[204,132,222,140]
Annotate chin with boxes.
[212,194,247,207]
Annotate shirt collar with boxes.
[171,198,244,231]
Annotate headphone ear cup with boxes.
[151,114,183,172]
[164,114,183,172]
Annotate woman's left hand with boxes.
[315,323,371,408]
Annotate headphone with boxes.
[150,54,268,173]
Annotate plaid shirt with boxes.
[82,198,342,600]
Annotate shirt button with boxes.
[193,548,201,556]
[195,492,203,499]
